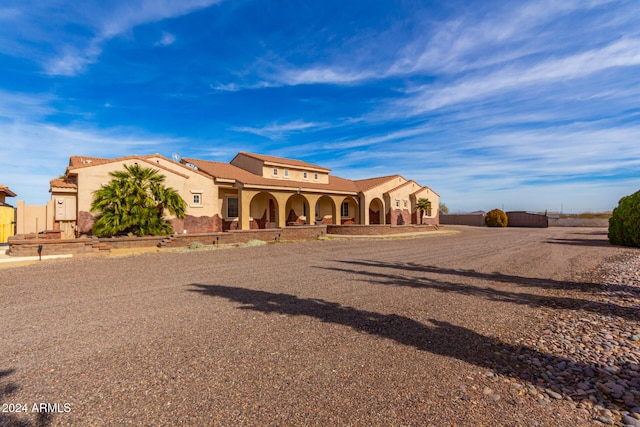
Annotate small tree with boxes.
[485,208,508,227]
[91,164,186,237]
[439,203,449,215]
[416,198,431,224]
[609,190,640,247]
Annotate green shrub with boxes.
[246,239,266,247]
[609,190,640,247]
[485,209,508,227]
[188,241,205,250]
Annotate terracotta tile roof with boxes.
[0,185,17,197]
[66,154,211,180]
[235,152,331,172]
[49,178,78,189]
[186,160,249,181]
[184,158,358,194]
[57,153,434,198]
[68,156,110,168]
[412,186,440,197]
[388,180,419,194]
[353,175,403,192]
[387,179,441,198]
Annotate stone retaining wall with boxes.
[8,226,328,256]
[8,224,445,256]
[161,226,328,248]
[326,224,437,235]
[7,237,111,257]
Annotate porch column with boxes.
[360,196,368,225]
[329,196,343,225]
[238,189,255,230]
[306,194,321,225]
[271,192,289,228]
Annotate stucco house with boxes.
[49,152,439,238]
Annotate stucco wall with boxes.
[361,177,440,225]
[440,214,485,226]
[16,200,54,234]
[413,187,439,221]
[73,159,217,235]
[230,153,263,176]
[261,165,330,184]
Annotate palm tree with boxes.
[91,164,186,237]
[416,198,431,224]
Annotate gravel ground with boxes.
[1,226,639,426]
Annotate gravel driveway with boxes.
[1,226,638,426]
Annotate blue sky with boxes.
[1,0,639,213]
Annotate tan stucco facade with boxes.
[45,152,439,236]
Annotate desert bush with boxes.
[485,209,508,227]
[609,190,640,247]
[188,242,205,250]
[246,239,266,247]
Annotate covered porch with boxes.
[235,187,360,230]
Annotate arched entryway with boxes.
[285,194,310,225]
[340,196,359,224]
[250,192,278,229]
[315,195,336,224]
[369,198,383,225]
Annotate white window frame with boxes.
[192,194,202,206]
[284,169,289,178]
[313,173,319,181]
[303,172,308,180]
[395,200,400,208]
[273,168,278,176]
[341,202,349,217]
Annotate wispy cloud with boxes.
[392,0,617,75]
[0,7,21,20]
[46,41,104,77]
[0,90,56,120]
[277,67,376,86]
[2,1,639,213]
[2,1,221,76]
[0,90,186,203]
[231,120,328,139]
[155,31,176,47]
[394,37,640,115]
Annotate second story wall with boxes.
[230,153,264,176]
[262,166,329,184]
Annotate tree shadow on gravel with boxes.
[570,230,609,236]
[317,261,640,321]
[332,260,598,291]
[188,284,640,411]
[0,369,52,427]
[545,238,612,247]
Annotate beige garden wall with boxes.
[16,200,54,234]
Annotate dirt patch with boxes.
[108,247,162,257]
